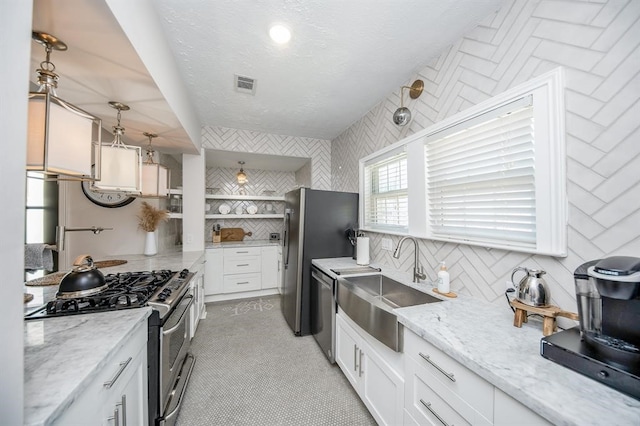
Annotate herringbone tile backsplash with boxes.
[204,167,292,241]
[333,0,640,312]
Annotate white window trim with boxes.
[358,67,567,256]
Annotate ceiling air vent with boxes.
[235,75,256,95]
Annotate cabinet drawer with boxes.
[406,356,471,426]
[223,273,262,293]
[224,255,261,274]
[404,329,493,421]
[223,247,262,257]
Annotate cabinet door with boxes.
[494,388,552,426]
[335,313,361,388]
[261,246,278,289]
[205,249,223,295]
[361,339,404,426]
[102,347,148,426]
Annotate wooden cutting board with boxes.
[220,228,252,242]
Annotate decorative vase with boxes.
[144,231,158,256]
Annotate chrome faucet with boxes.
[393,236,427,283]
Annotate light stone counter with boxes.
[24,308,152,426]
[23,249,204,425]
[312,257,640,426]
[206,239,281,249]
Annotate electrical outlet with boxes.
[381,238,393,251]
[505,280,515,292]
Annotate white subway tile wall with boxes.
[331,0,640,311]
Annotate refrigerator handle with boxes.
[284,209,291,268]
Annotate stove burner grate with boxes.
[31,270,175,318]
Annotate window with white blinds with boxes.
[425,98,536,249]
[363,151,408,231]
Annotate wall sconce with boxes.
[140,132,171,198]
[27,31,102,180]
[392,79,424,126]
[91,102,142,194]
[237,161,248,185]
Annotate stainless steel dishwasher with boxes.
[310,265,336,363]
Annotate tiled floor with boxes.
[175,297,376,425]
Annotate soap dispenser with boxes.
[437,261,450,294]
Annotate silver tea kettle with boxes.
[511,267,550,307]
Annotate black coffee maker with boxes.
[541,256,640,400]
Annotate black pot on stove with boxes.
[57,254,108,299]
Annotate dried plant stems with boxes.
[138,201,169,232]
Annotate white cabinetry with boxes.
[204,245,280,302]
[205,248,223,295]
[336,311,404,426]
[55,320,148,425]
[190,254,206,339]
[404,329,493,426]
[494,388,551,426]
[261,245,278,290]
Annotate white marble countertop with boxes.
[23,249,205,425]
[24,308,152,426]
[206,239,281,249]
[312,257,640,426]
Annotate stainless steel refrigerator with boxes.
[281,188,358,336]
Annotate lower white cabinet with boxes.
[336,311,404,426]
[56,319,148,425]
[190,254,206,338]
[204,245,280,299]
[404,329,493,426]
[494,388,552,426]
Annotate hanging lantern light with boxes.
[237,161,248,185]
[140,132,171,198]
[92,102,142,194]
[27,31,101,180]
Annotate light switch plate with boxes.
[381,238,393,251]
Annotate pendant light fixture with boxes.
[27,31,102,180]
[392,79,424,126]
[237,161,248,185]
[140,132,171,198]
[92,102,142,194]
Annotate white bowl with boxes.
[247,204,258,215]
[219,204,230,214]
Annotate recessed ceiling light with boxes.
[269,24,291,44]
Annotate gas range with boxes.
[25,269,193,321]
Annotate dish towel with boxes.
[25,244,54,271]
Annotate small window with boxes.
[362,149,408,232]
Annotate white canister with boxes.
[356,237,370,265]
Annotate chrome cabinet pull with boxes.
[237,263,249,267]
[104,357,132,389]
[237,281,250,285]
[121,395,127,426]
[358,349,364,377]
[354,345,359,372]
[419,352,456,382]
[236,251,249,254]
[420,399,452,426]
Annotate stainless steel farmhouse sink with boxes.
[337,274,442,351]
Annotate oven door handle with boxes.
[162,294,193,336]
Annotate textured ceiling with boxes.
[29,0,504,155]
[154,0,504,140]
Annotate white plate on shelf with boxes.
[219,204,231,214]
[247,204,258,215]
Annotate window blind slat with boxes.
[364,153,408,229]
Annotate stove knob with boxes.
[180,269,189,278]
[598,370,609,379]
[157,294,167,302]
